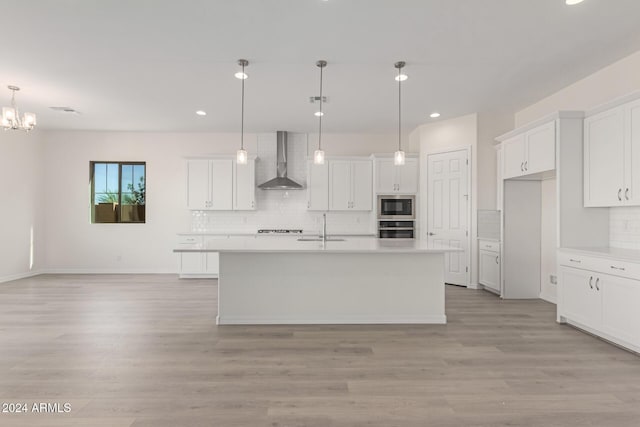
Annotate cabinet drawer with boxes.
[559,251,640,280]
[177,235,204,245]
[479,240,500,253]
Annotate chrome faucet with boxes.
[322,212,327,243]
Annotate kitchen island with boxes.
[174,237,459,325]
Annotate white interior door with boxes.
[427,149,469,286]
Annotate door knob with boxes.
[428,232,436,236]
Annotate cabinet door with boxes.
[525,121,556,175]
[584,107,625,207]
[186,160,210,210]
[559,266,601,330]
[601,273,640,347]
[350,160,373,211]
[307,161,329,211]
[210,159,233,210]
[479,250,500,292]
[180,253,204,274]
[502,134,526,179]
[397,157,419,193]
[205,252,219,275]
[625,99,640,205]
[328,160,352,211]
[375,159,397,193]
[234,159,256,210]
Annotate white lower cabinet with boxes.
[478,240,500,293]
[177,235,225,278]
[559,251,640,353]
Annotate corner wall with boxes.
[0,131,45,282]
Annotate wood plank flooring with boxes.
[0,274,639,426]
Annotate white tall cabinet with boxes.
[584,97,640,207]
[496,111,609,301]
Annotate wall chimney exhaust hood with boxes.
[258,131,304,190]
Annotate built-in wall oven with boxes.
[377,195,415,238]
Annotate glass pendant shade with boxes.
[23,112,36,127]
[3,107,16,124]
[394,150,406,166]
[236,149,248,165]
[313,149,325,165]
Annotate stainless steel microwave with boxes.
[377,195,415,219]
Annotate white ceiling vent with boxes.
[49,106,81,114]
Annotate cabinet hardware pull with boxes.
[610,265,626,271]
[524,161,528,171]
[520,162,524,171]
[625,188,630,200]
[589,276,593,289]
[618,189,622,201]
[495,256,499,264]
[595,277,600,291]
[569,259,581,263]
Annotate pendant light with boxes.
[314,60,327,165]
[394,61,406,166]
[236,59,249,164]
[2,86,36,132]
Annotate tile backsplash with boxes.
[189,133,374,235]
[610,207,640,249]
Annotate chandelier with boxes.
[2,86,36,132]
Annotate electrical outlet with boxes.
[550,275,557,285]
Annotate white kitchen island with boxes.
[174,237,459,325]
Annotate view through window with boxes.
[91,162,146,223]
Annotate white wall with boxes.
[40,130,402,273]
[0,131,45,282]
[516,48,640,250]
[477,112,513,210]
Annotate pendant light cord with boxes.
[318,64,323,151]
[241,62,245,151]
[398,66,402,152]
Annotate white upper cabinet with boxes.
[210,159,233,210]
[502,121,556,179]
[584,98,640,207]
[525,121,556,175]
[233,159,256,210]
[502,134,526,179]
[186,159,211,210]
[186,157,255,211]
[329,159,372,211]
[307,161,329,211]
[375,158,418,194]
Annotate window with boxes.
[90,162,146,223]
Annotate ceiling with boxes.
[2,0,640,133]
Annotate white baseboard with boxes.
[39,268,177,275]
[539,292,557,304]
[217,314,447,325]
[0,270,40,284]
[467,282,480,290]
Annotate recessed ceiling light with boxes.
[196,110,207,116]
[395,74,408,82]
[314,111,324,117]
[430,112,441,118]
[235,72,248,80]
[566,0,584,5]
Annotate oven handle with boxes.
[378,227,416,231]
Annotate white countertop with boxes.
[174,237,460,254]
[559,247,640,263]
[177,232,377,237]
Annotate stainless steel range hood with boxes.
[258,131,304,190]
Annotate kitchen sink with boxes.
[297,237,345,242]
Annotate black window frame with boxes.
[90,161,146,224]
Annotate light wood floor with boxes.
[1,275,639,427]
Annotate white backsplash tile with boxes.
[189,133,374,235]
[610,207,640,249]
